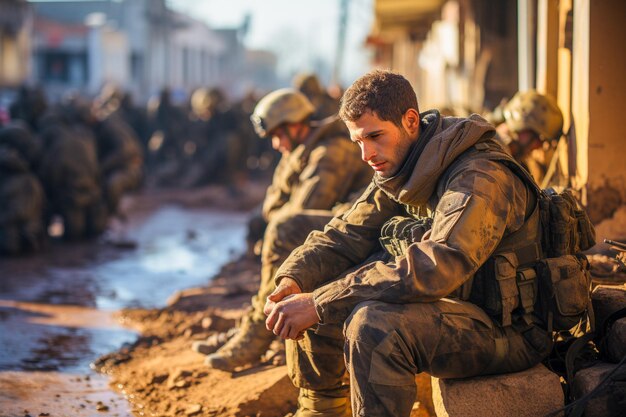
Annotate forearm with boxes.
[312,241,477,324]
[275,183,400,291]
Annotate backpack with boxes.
[471,143,596,333]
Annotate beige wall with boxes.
[581,0,626,229]
[0,21,31,87]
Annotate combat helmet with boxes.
[250,88,315,138]
[503,90,564,141]
[191,87,226,117]
[292,73,324,98]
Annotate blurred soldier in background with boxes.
[37,104,107,240]
[9,85,48,132]
[0,125,45,255]
[488,90,564,184]
[70,96,143,216]
[93,111,144,217]
[146,87,187,181]
[185,87,239,186]
[94,84,149,151]
[193,89,372,371]
[0,121,42,170]
[292,73,340,120]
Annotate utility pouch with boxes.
[379,216,433,257]
[575,208,596,252]
[535,254,591,331]
[544,188,596,257]
[494,253,520,326]
[546,191,575,257]
[473,253,521,326]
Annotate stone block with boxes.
[606,317,626,363]
[592,284,626,329]
[431,364,563,417]
[572,362,626,417]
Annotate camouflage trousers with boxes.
[288,296,552,416]
[249,210,335,324]
[60,201,108,240]
[0,220,44,255]
[104,166,143,213]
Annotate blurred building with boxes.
[0,0,32,88]
[244,49,280,94]
[366,0,517,112]
[366,0,626,236]
[29,0,277,102]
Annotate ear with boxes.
[402,108,420,136]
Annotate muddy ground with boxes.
[2,182,625,417]
[89,246,436,417]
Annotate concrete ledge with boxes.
[572,362,626,417]
[431,364,563,417]
[592,284,626,329]
[606,317,626,363]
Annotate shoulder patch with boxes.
[431,191,473,243]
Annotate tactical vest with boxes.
[469,142,595,333]
[380,141,596,333]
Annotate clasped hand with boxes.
[263,277,320,340]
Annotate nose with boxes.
[360,142,375,162]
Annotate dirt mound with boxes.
[95,255,299,417]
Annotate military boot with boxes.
[191,327,239,355]
[293,388,351,417]
[204,316,274,371]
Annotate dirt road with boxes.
[0,185,265,417]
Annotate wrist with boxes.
[278,276,302,292]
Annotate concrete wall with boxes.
[583,0,626,238]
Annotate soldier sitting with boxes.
[0,126,45,255]
[37,106,108,240]
[489,90,564,184]
[262,70,561,416]
[192,89,372,371]
[72,97,144,216]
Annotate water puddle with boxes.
[0,205,248,414]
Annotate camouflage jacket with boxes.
[96,115,144,175]
[274,110,533,324]
[38,123,102,208]
[0,147,44,225]
[262,117,372,222]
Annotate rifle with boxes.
[604,239,626,268]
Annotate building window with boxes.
[42,52,70,82]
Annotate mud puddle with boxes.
[0,203,248,416]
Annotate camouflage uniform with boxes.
[0,146,45,255]
[204,116,371,370]
[293,73,340,120]
[495,91,564,184]
[95,114,144,214]
[275,110,553,416]
[38,116,107,239]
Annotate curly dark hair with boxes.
[339,70,419,127]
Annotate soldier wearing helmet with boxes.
[493,90,564,182]
[193,88,372,371]
[292,73,340,120]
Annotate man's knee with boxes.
[345,301,431,342]
[345,301,386,341]
[345,301,422,386]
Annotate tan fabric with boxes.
[273,110,532,325]
[261,117,372,222]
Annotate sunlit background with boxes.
[0,0,625,228]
